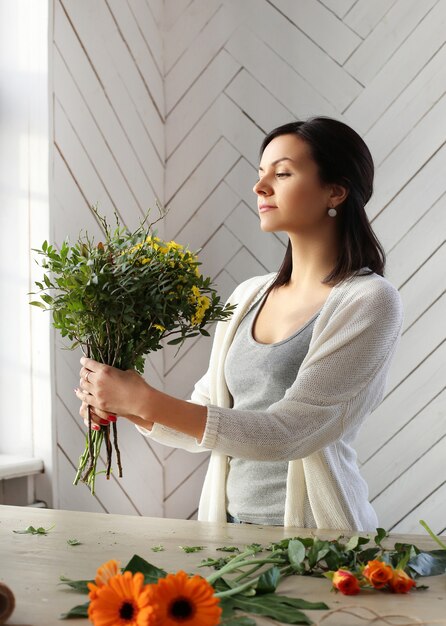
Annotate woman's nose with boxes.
[253,178,270,196]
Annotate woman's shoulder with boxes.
[336,269,404,320]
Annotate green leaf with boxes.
[123,555,167,584]
[179,545,207,553]
[13,524,54,535]
[29,300,47,309]
[60,601,90,619]
[374,527,389,547]
[409,550,446,577]
[151,544,165,552]
[256,566,281,594]
[288,539,306,570]
[226,593,328,624]
[216,546,241,553]
[67,538,82,546]
[59,575,92,594]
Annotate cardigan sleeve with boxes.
[134,367,211,452]
[195,279,404,461]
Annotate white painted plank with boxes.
[372,436,446,529]
[197,224,241,280]
[365,91,446,221]
[365,43,446,168]
[345,0,446,134]
[60,0,164,200]
[165,2,240,113]
[386,293,446,394]
[345,0,438,85]
[362,390,446,500]
[107,0,164,117]
[397,243,446,330]
[391,481,446,534]
[165,448,210,497]
[175,181,239,252]
[164,458,209,519]
[319,0,358,20]
[128,1,163,76]
[272,0,361,64]
[163,0,194,31]
[54,1,158,211]
[385,195,446,288]
[225,25,339,120]
[164,0,221,72]
[54,52,142,225]
[54,99,118,225]
[225,201,285,272]
[372,145,446,253]
[224,68,296,136]
[246,0,362,112]
[165,137,239,238]
[226,247,268,285]
[344,0,399,39]
[355,342,446,464]
[166,94,261,203]
[166,49,240,157]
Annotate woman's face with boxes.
[253,133,335,234]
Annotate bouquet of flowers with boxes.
[29,203,236,494]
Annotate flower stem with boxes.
[206,556,284,586]
[419,519,446,550]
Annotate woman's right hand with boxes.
[78,398,154,432]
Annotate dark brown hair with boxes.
[259,116,385,288]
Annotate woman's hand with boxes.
[75,356,154,431]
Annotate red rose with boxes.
[332,569,361,595]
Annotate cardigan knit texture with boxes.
[136,268,404,531]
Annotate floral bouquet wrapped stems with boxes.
[30,203,236,494]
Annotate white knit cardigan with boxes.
[137,268,404,531]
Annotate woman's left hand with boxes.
[76,356,153,419]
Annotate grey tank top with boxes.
[224,289,322,525]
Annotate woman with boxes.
[75,116,404,532]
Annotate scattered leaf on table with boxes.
[216,546,240,552]
[67,538,82,546]
[179,545,207,553]
[59,575,92,594]
[151,544,164,552]
[13,524,55,535]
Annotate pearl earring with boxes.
[328,206,337,217]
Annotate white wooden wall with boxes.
[51,0,446,533]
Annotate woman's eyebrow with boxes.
[258,157,296,171]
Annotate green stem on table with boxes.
[213,564,291,600]
[419,519,446,550]
[206,555,285,586]
[232,562,265,583]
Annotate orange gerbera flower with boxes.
[88,570,159,626]
[88,559,121,600]
[149,570,221,626]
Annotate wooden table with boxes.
[1,505,445,625]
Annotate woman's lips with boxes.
[259,205,277,212]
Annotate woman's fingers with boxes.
[79,399,117,429]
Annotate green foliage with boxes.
[29,204,236,371]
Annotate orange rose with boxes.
[332,569,361,595]
[388,569,416,593]
[363,559,393,589]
